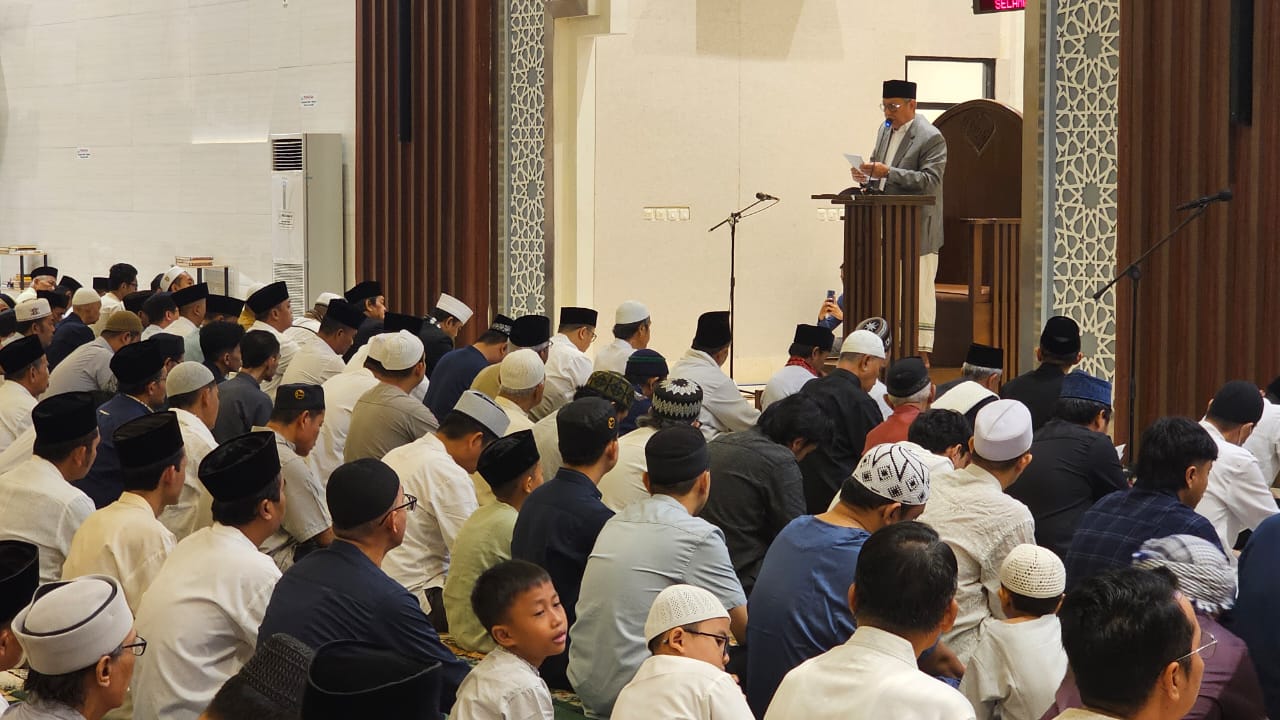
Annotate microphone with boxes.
[1175,189,1233,211]
[869,119,892,191]
[755,192,778,202]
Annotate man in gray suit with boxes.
[854,79,948,366]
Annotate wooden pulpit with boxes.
[812,193,936,360]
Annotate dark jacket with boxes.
[47,312,95,370]
[1000,362,1069,430]
[796,369,882,513]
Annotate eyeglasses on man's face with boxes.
[382,493,418,523]
[683,628,731,651]
[119,636,147,657]
[1174,631,1217,664]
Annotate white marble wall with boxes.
[0,0,354,295]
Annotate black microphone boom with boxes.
[755,192,779,202]
[1175,189,1233,211]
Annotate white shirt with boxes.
[532,408,564,479]
[344,343,431,401]
[918,464,1035,665]
[599,426,657,512]
[669,349,760,440]
[44,336,116,398]
[248,320,298,401]
[158,408,218,540]
[533,333,593,420]
[880,117,917,190]
[1196,419,1278,549]
[613,654,754,720]
[0,456,94,585]
[381,433,478,603]
[91,292,124,336]
[496,395,536,435]
[1244,398,1280,487]
[0,381,37,453]
[62,492,176,612]
[281,329,345,386]
[308,368,380,484]
[293,316,321,332]
[132,524,281,720]
[594,337,635,376]
[258,428,331,571]
[765,625,975,720]
[871,378,893,420]
[140,323,165,340]
[761,365,819,411]
[828,441,953,511]
[162,315,198,340]
[0,427,34,476]
[451,646,555,720]
[959,615,1067,720]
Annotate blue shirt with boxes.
[257,540,470,713]
[425,345,490,419]
[1065,487,1224,589]
[1227,513,1280,719]
[568,494,747,718]
[745,515,870,717]
[74,394,150,508]
[618,387,651,436]
[510,467,613,689]
[212,372,271,443]
[817,293,844,330]
[46,312,93,370]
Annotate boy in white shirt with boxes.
[960,544,1069,720]
[613,584,754,720]
[451,560,566,719]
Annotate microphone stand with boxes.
[708,197,778,378]
[1092,202,1210,451]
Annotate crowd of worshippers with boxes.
[0,262,1277,720]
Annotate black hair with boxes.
[149,273,164,292]
[438,411,500,446]
[108,263,137,291]
[210,476,282,527]
[270,406,320,425]
[318,315,350,335]
[1059,567,1194,717]
[625,370,664,387]
[142,293,177,322]
[852,521,957,635]
[1133,417,1218,493]
[240,330,281,369]
[471,559,553,633]
[6,358,41,382]
[16,317,50,336]
[200,321,246,360]
[430,308,460,324]
[692,341,730,356]
[33,429,98,463]
[168,383,213,410]
[477,329,507,345]
[25,665,95,708]
[557,323,592,334]
[1054,397,1112,426]
[758,393,834,448]
[970,451,1024,473]
[908,409,972,455]
[560,427,613,467]
[647,471,701,496]
[788,342,827,358]
[612,319,648,342]
[1005,588,1062,617]
[1040,349,1079,366]
[365,356,419,380]
[837,475,896,510]
[121,448,185,492]
[118,371,163,398]
[636,413,690,431]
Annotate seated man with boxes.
[199,320,245,383]
[863,356,934,451]
[613,584,754,720]
[9,575,140,720]
[470,314,552,401]
[760,324,835,411]
[419,292,474,377]
[258,384,333,570]
[0,541,38,715]
[157,362,221,539]
[443,430,544,653]
[936,343,1003,398]
[701,392,833,596]
[619,348,667,435]
[0,336,49,453]
[595,301,651,375]
[1066,417,1223,589]
[257,458,470,715]
[600,377,704,512]
[1050,567,1207,720]
[425,313,513,419]
[280,298,363,386]
[669,311,759,439]
[1000,316,1083,430]
[531,370,633,482]
[1194,380,1276,549]
[569,425,748,718]
[1230,514,1280,719]
[494,348,546,434]
[200,634,315,720]
[511,397,619,689]
[212,330,278,443]
[1007,370,1126,557]
[300,640,441,719]
[764,522,972,719]
[343,330,438,462]
[919,399,1037,665]
[533,306,598,419]
[746,443,932,716]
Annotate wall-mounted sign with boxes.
[974,0,1026,13]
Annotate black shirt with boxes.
[796,369,882,513]
[1006,418,1128,557]
[701,427,806,596]
[346,316,383,361]
[999,362,1068,430]
[417,321,455,378]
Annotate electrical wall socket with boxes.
[642,206,691,221]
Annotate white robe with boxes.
[593,337,635,376]
[62,492,176,611]
[668,349,759,439]
[532,333,593,420]
[0,380,37,454]
[157,409,219,540]
[308,368,380,484]
[248,320,299,401]
[760,364,819,411]
[0,456,94,585]
[281,329,345,387]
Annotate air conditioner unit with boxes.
[270,133,344,317]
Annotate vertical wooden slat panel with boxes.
[356,0,494,341]
[1117,0,1276,444]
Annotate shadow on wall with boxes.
[695,0,842,59]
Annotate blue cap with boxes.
[1060,370,1112,406]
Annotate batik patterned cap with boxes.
[850,442,930,505]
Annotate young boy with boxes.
[451,559,567,719]
[959,544,1069,720]
[612,584,753,720]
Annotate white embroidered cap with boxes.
[12,575,133,675]
[838,329,887,359]
[643,584,729,643]
[368,330,425,372]
[1000,544,1066,599]
[15,298,50,322]
[435,293,474,324]
[499,349,545,392]
[614,300,650,325]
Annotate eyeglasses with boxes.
[683,628,731,651]
[1174,631,1217,664]
[879,102,905,112]
[119,636,147,657]
[381,494,418,523]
